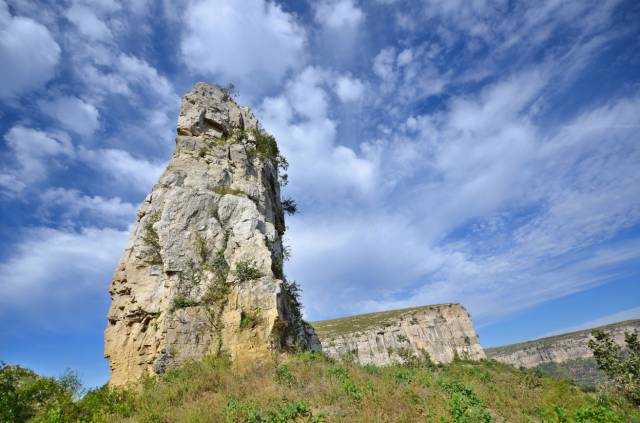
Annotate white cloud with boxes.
[0,226,128,321]
[372,47,396,80]
[78,146,166,192]
[334,74,365,102]
[314,0,364,29]
[0,0,636,339]
[65,3,113,41]
[40,187,136,228]
[0,2,61,100]
[39,96,101,136]
[74,0,122,14]
[180,0,306,94]
[282,62,640,323]
[396,48,413,66]
[259,67,378,201]
[0,126,73,193]
[117,54,178,108]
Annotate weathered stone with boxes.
[486,320,640,368]
[311,304,485,365]
[104,82,318,387]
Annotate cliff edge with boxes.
[311,303,485,365]
[486,319,640,369]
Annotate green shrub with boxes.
[201,248,231,348]
[0,364,77,423]
[282,244,292,262]
[142,212,162,265]
[221,83,237,102]
[589,330,640,405]
[213,186,246,197]
[275,365,295,385]
[240,309,262,330]
[250,129,279,162]
[171,295,199,311]
[327,366,366,401]
[194,232,208,262]
[0,364,135,423]
[281,280,303,322]
[248,128,289,178]
[393,368,413,385]
[234,259,261,282]
[281,198,297,215]
[71,385,136,422]
[537,404,627,423]
[521,368,544,388]
[202,250,229,283]
[442,380,492,423]
[275,220,286,236]
[341,379,365,401]
[224,398,313,423]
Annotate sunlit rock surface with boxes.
[105,83,319,387]
[311,304,486,365]
[486,320,640,368]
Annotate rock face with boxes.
[311,304,485,365]
[105,83,319,387]
[486,320,640,369]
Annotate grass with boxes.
[141,211,162,265]
[213,186,246,197]
[233,259,261,282]
[239,309,262,330]
[171,295,200,311]
[21,353,640,422]
[311,304,459,339]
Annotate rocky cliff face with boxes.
[311,304,485,365]
[486,320,640,368]
[104,83,319,386]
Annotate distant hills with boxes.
[486,319,640,389]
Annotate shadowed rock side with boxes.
[105,83,320,387]
[311,304,485,365]
[486,319,640,369]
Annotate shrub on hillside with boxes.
[588,330,640,405]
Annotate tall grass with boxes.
[13,353,640,422]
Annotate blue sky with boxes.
[0,0,639,388]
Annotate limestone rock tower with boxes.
[105,83,320,386]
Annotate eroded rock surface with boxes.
[311,304,485,365]
[486,320,640,368]
[105,83,319,386]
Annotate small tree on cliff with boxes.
[588,329,640,405]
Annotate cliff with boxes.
[486,319,640,368]
[311,303,485,365]
[104,83,319,386]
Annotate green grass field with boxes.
[7,352,639,423]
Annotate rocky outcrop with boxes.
[104,83,319,387]
[311,304,485,365]
[486,320,640,368]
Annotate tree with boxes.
[281,198,297,215]
[588,329,640,405]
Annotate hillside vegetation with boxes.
[3,353,639,423]
[535,357,607,391]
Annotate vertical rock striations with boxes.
[311,304,485,365]
[105,83,319,386]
